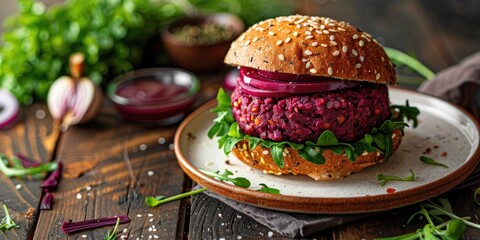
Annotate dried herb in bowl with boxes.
[172,21,234,46]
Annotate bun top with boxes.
[224,15,396,85]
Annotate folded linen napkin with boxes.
[192,52,480,238]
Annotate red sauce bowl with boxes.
[107,68,201,125]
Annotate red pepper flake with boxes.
[386,188,396,194]
[441,152,448,157]
[433,145,439,149]
[423,148,432,154]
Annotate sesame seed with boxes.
[353,34,359,39]
[338,27,346,31]
[253,37,258,42]
[306,61,311,68]
[320,25,326,29]
[301,58,308,62]
[316,30,322,34]
[278,54,285,61]
[359,40,364,47]
[304,50,312,55]
[330,41,337,46]
[342,46,348,53]
[332,50,340,56]
[355,63,362,68]
[276,40,283,46]
[352,49,358,56]
[329,29,337,32]
[311,42,318,47]
[320,43,328,47]
[309,69,318,73]
[327,67,333,75]
[329,35,335,41]
[305,31,312,35]
[376,73,381,80]
[360,56,364,62]
[293,31,299,37]
[323,30,329,34]
[381,57,385,62]
[244,40,250,46]
[285,37,291,43]
[305,35,313,40]
[268,32,275,36]
[239,35,245,41]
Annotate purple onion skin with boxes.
[40,192,54,210]
[40,162,63,190]
[61,215,130,235]
[14,153,41,168]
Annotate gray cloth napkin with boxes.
[193,52,480,238]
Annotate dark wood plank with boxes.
[32,106,189,239]
[0,104,59,240]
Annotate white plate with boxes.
[174,87,480,213]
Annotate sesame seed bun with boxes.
[231,130,403,180]
[224,15,396,85]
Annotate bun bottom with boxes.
[231,130,403,180]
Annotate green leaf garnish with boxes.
[257,183,280,195]
[376,169,415,186]
[376,198,479,240]
[104,217,121,240]
[208,89,419,169]
[420,156,448,168]
[0,154,57,177]
[390,100,421,128]
[1,204,18,232]
[384,47,436,80]
[200,169,251,188]
[145,188,207,207]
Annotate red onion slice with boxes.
[0,89,20,129]
[222,69,239,91]
[238,67,362,97]
[236,76,294,98]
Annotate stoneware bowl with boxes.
[162,13,244,72]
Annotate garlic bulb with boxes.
[47,53,103,131]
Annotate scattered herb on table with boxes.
[375,198,480,240]
[172,22,234,46]
[0,153,57,177]
[200,169,251,188]
[145,188,207,208]
[104,217,121,240]
[0,204,18,232]
[61,215,130,235]
[420,156,448,168]
[376,169,415,186]
[257,183,280,195]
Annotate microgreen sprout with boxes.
[257,183,280,194]
[104,217,121,240]
[376,169,415,186]
[0,154,57,178]
[200,169,251,188]
[375,198,479,240]
[1,204,18,232]
[145,188,207,207]
[420,156,448,168]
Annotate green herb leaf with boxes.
[384,47,436,80]
[104,217,121,240]
[145,188,207,208]
[271,144,285,169]
[298,146,325,164]
[437,219,467,240]
[0,154,57,177]
[1,204,18,232]
[257,183,280,195]
[376,169,415,186]
[390,100,421,128]
[316,130,339,145]
[200,169,251,188]
[420,156,448,168]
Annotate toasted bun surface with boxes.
[231,130,403,180]
[225,15,396,85]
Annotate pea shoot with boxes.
[376,169,415,186]
[0,154,57,178]
[420,156,448,168]
[1,204,18,232]
[104,217,121,240]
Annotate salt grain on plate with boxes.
[268,231,273,237]
[158,137,166,144]
[148,213,154,217]
[76,193,82,199]
[139,144,147,151]
[82,235,87,238]
[15,184,22,190]
[35,109,46,119]
[168,143,174,150]
[137,214,142,217]
[147,171,154,176]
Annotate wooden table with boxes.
[1,0,480,239]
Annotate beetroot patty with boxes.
[231,84,390,143]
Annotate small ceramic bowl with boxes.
[162,13,244,72]
[107,68,201,125]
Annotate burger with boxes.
[209,15,418,180]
